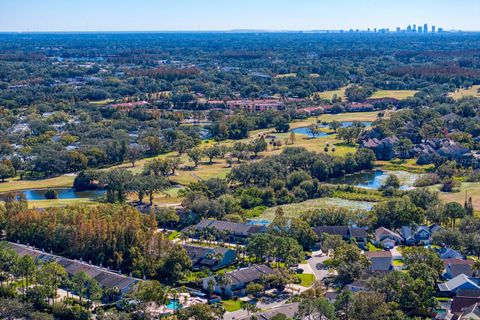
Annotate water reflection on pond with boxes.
[1,188,105,201]
[329,170,421,190]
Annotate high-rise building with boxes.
[424,24,428,33]
[396,27,401,32]
[438,27,444,33]
[431,26,436,33]
[407,25,412,32]
[418,26,423,33]
[413,24,417,32]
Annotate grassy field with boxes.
[0,175,74,193]
[370,90,417,100]
[312,87,417,102]
[377,159,434,173]
[26,198,98,209]
[255,197,374,221]
[89,99,114,105]
[1,111,385,209]
[296,273,315,287]
[449,85,480,100]
[223,300,242,312]
[312,86,348,101]
[430,182,480,209]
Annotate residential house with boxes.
[313,226,368,248]
[8,242,139,298]
[202,264,274,298]
[185,219,267,244]
[238,302,299,320]
[444,259,475,279]
[360,137,399,160]
[183,245,237,271]
[399,225,433,245]
[346,102,374,112]
[452,289,480,313]
[225,99,285,112]
[345,280,369,292]
[458,302,480,319]
[438,274,480,295]
[296,106,326,116]
[374,227,403,249]
[365,251,393,272]
[438,247,464,260]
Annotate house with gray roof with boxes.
[438,247,464,260]
[444,259,475,279]
[183,244,237,271]
[238,302,299,320]
[374,227,403,249]
[8,242,139,298]
[438,274,480,295]
[313,226,367,249]
[365,250,393,272]
[459,302,480,319]
[202,264,274,297]
[186,219,267,243]
[399,225,439,245]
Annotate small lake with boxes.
[329,170,421,190]
[290,127,330,137]
[1,188,105,201]
[290,121,372,138]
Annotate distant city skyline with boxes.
[0,0,479,32]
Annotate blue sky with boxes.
[1,0,479,32]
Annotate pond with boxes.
[1,188,106,201]
[290,121,372,138]
[329,170,421,190]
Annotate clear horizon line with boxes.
[1,28,479,33]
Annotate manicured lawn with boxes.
[0,175,74,193]
[312,86,348,101]
[449,85,480,100]
[168,231,181,240]
[296,273,315,287]
[367,243,383,252]
[223,299,243,312]
[392,260,405,267]
[370,90,417,100]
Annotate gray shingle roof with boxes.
[227,265,274,285]
[8,242,139,293]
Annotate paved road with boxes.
[307,250,329,281]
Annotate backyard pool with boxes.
[165,299,182,310]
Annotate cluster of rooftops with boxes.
[8,242,140,296]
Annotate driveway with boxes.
[307,250,329,281]
[223,297,289,320]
